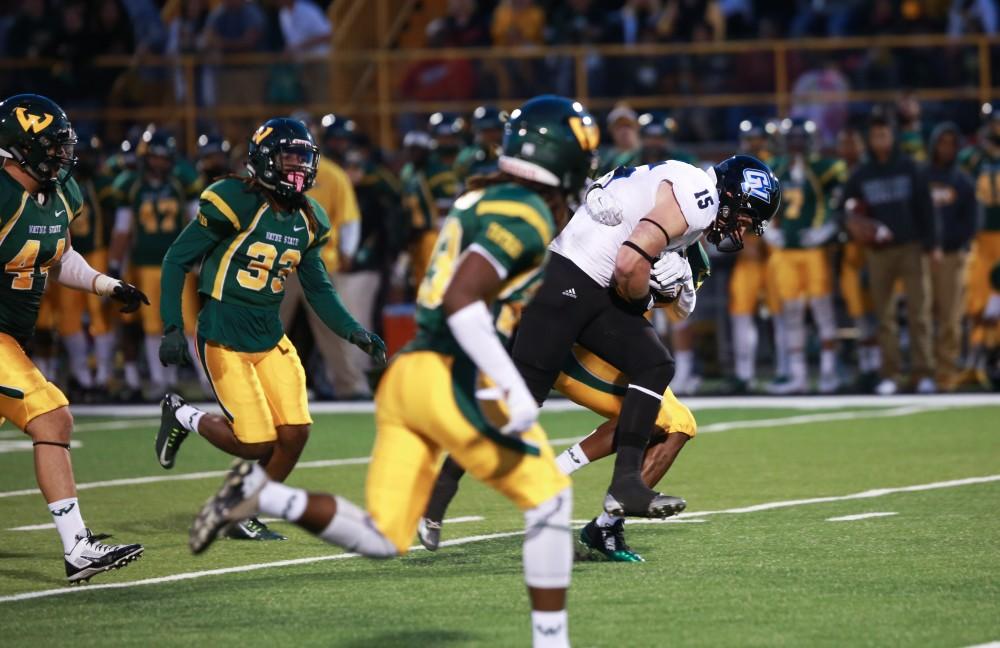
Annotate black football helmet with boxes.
[709,155,781,253]
[247,118,319,199]
[0,94,77,189]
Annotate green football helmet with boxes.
[499,95,599,195]
[0,93,77,189]
[247,117,319,199]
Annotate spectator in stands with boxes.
[605,0,666,45]
[277,0,331,56]
[790,0,862,37]
[399,21,477,101]
[200,0,268,112]
[949,0,998,35]
[790,58,849,147]
[164,0,210,102]
[430,0,490,48]
[659,0,725,41]
[92,0,136,57]
[491,0,546,46]
[842,112,937,395]
[43,1,92,103]
[599,104,641,173]
[5,0,57,59]
[925,122,977,391]
[548,0,605,44]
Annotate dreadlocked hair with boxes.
[466,171,569,226]
[230,174,320,236]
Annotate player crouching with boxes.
[0,94,148,583]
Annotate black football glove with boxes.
[349,329,388,368]
[110,280,150,313]
[159,326,192,367]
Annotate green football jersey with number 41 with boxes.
[408,182,555,359]
[0,171,83,343]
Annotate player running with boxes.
[418,242,711,562]
[0,94,147,583]
[514,154,780,519]
[155,118,386,540]
[189,95,599,648]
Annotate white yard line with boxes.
[0,402,984,499]
[964,642,1000,648]
[826,512,898,522]
[0,473,996,605]
[0,440,82,454]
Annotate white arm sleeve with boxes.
[114,207,133,233]
[54,247,120,296]
[339,220,361,259]
[446,300,525,394]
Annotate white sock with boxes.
[143,337,167,389]
[870,345,882,371]
[820,348,836,377]
[790,351,807,384]
[94,333,115,386]
[595,511,623,527]
[257,481,308,522]
[531,610,569,648]
[554,441,590,475]
[48,497,86,553]
[124,361,141,389]
[773,314,789,376]
[731,314,757,382]
[63,333,93,388]
[176,404,206,434]
[319,496,397,558]
[673,350,694,386]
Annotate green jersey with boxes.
[408,183,554,359]
[69,174,115,255]
[959,145,1000,231]
[453,144,500,182]
[111,170,194,266]
[898,128,927,162]
[0,172,83,343]
[161,178,362,352]
[771,155,846,249]
[400,157,458,238]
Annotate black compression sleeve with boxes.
[622,240,657,265]
[638,217,670,244]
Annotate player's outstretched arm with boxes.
[54,238,149,312]
[299,247,387,366]
[443,250,537,436]
[159,219,220,365]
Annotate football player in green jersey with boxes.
[108,126,207,398]
[190,96,600,647]
[399,129,458,291]
[764,118,845,394]
[0,94,147,582]
[453,105,506,184]
[156,118,386,540]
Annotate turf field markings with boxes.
[0,403,983,499]
[964,642,1000,648]
[826,512,898,522]
[0,440,81,454]
[1,474,996,604]
[257,515,485,526]
[8,523,56,531]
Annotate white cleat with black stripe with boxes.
[65,529,144,584]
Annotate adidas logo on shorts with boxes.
[562,288,577,298]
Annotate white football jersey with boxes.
[549,160,719,287]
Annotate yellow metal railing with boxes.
[2,33,996,154]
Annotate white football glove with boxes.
[668,277,697,320]
[799,222,838,248]
[762,225,785,249]
[648,252,692,295]
[500,379,539,437]
[583,186,624,226]
[984,294,1000,322]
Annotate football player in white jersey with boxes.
[515,155,780,517]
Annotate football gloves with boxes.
[349,329,388,367]
[500,380,539,437]
[110,281,150,313]
[159,326,193,367]
[649,252,691,297]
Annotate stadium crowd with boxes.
[1,0,999,400]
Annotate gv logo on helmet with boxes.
[14,107,54,134]
[741,168,773,203]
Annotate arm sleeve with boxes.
[54,246,119,295]
[160,217,227,331]
[298,245,364,339]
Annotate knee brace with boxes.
[523,487,573,589]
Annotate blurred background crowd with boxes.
[2,0,1000,400]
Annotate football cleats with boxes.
[708,154,781,252]
[0,93,77,189]
[247,117,319,198]
[499,94,599,196]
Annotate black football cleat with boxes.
[576,518,643,562]
[156,393,191,470]
[226,517,287,541]
[190,460,263,554]
[417,517,442,551]
[604,481,686,519]
[65,529,144,584]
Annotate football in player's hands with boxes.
[111,281,150,313]
[349,329,388,367]
[649,252,691,296]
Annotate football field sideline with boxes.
[1,472,997,605]
[0,401,956,500]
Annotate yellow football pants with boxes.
[771,248,832,302]
[128,266,200,336]
[195,334,312,444]
[369,351,570,554]
[0,332,69,430]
